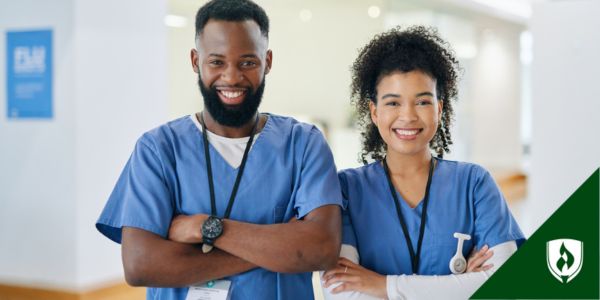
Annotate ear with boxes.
[264,49,273,75]
[369,100,378,127]
[191,48,199,74]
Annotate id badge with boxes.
[185,280,232,300]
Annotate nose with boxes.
[397,104,418,123]
[220,64,243,85]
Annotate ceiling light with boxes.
[164,15,187,28]
[368,6,381,18]
[299,9,312,22]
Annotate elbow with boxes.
[272,242,339,273]
[121,227,164,287]
[123,258,148,287]
[122,245,152,287]
[321,253,339,270]
[313,227,342,271]
[304,233,340,271]
[125,274,145,287]
[318,241,341,270]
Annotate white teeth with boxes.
[394,129,419,136]
[220,90,244,99]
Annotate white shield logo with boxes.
[546,239,583,283]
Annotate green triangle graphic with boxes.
[471,169,599,299]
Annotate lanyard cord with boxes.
[383,156,435,274]
[200,112,259,219]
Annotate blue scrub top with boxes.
[340,158,525,276]
[96,114,343,300]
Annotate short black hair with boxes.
[195,0,270,39]
[351,26,461,163]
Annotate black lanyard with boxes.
[383,156,435,274]
[200,112,259,219]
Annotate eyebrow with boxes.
[381,93,400,100]
[415,92,435,98]
[207,53,259,59]
[380,91,434,100]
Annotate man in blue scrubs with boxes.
[95,0,343,299]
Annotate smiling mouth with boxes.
[216,88,247,105]
[393,128,423,140]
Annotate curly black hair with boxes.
[350,26,461,163]
[195,0,270,39]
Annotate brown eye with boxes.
[208,60,223,66]
[240,61,257,67]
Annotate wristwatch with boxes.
[201,215,223,253]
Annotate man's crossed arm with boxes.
[121,204,341,287]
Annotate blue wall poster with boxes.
[6,29,53,119]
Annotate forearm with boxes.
[216,216,340,273]
[122,227,255,287]
[386,271,490,300]
[386,241,517,300]
[322,277,384,300]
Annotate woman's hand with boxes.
[322,257,387,299]
[168,214,207,244]
[466,244,494,272]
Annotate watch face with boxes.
[453,258,466,273]
[202,216,223,240]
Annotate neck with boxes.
[200,111,258,138]
[385,148,432,177]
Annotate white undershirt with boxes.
[190,114,260,168]
[321,241,517,300]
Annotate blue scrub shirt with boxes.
[96,114,343,300]
[340,158,525,276]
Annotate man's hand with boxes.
[167,205,341,273]
[169,214,299,244]
[466,244,494,272]
[168,214,209,244]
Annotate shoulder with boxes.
[263,114,329,155]
[136,115,194,153]
[338,162,381,192]
[266,113,323,138]
[437,159,505,206]
[436,158,491,183]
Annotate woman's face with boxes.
[370,70,442,157]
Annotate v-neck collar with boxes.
[375,158,441,211]
[189,113,271,170]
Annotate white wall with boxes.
[73,0,168,289]
[167,0,201,119]
[469,19,523,169]
[526,0,600,235]
[0,0,78,290]
[261,0,386,130]
[0,0,168,291]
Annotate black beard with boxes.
[198,76,265,127]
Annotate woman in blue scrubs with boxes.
[322,26,525,299]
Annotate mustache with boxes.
[213,85,251,90]
[197,75,265,127]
